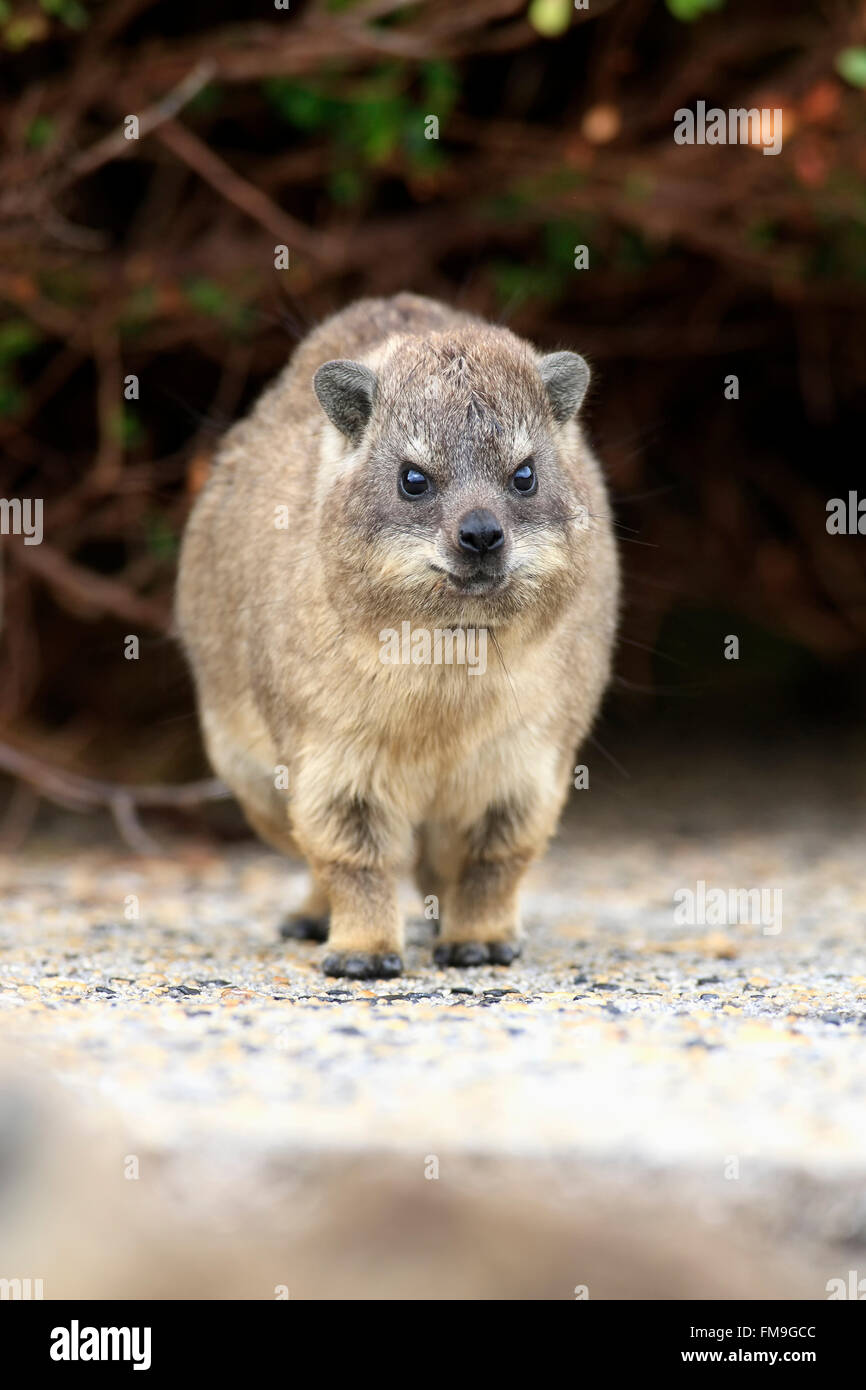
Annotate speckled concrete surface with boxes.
[1,737,865,1294]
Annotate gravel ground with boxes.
[1,734,865,1297]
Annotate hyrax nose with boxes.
[458,508,504,556]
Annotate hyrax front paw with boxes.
[279,913,330,943]
[322,951,403,980]
[433,942,521,967]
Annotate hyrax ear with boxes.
[313,359,377,443]
[538,351,590,423]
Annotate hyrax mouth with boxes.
[430,563,509,594]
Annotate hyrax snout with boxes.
[176,293,619,979]
[456,509,504,556]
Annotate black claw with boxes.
[280,914,329,942]
[453,942,489,966]
[434,941,521,968]
[379,954,404,978]
[488,942,520,965]
[322,952,404,980]
[343,954,375,979]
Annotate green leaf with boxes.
[665,0,725,21]
[528,0,571,38]
[40,0,88,28]
[835,47,866,89]
[491,260,562,309]
[0,320,40,361]
[184,278,230,317]
[350,94,406,162]
[0,373,22,417]
[4,16,48,48]
[422,60,459,116]
[263,79,337,131]
[542,219,580,269]
[183,278,253,335]
[328,167,364,205]
[26,114,56,150]
[109,408,144,447]
[0,389,22,416]
[144,514,178,561]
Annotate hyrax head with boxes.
[312,327,596,628]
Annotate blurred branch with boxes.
[155,120,343,267]
[12,541,171,632]
[0,740,231,855]
[62,60,217,186]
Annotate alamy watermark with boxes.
[674,880,782,936]
[379,622,487,675]
[826,492,866,534]
[0,498,43,545]
[50,1322,151,1370]
[826,1270,866,1300]
[0,1276,43,1299]
[674,102,783,157]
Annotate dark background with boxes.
[0,0,864,834]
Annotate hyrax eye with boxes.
[399,466,431,498]
[511,460,537,495]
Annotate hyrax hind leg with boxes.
[279,874,330,943]
[413,826,448,937]
[428,793,558,968]
[237,803,330,942]
[197,708,331,942]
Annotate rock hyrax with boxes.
[176,293,618,978]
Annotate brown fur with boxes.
[176,294,619,976]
